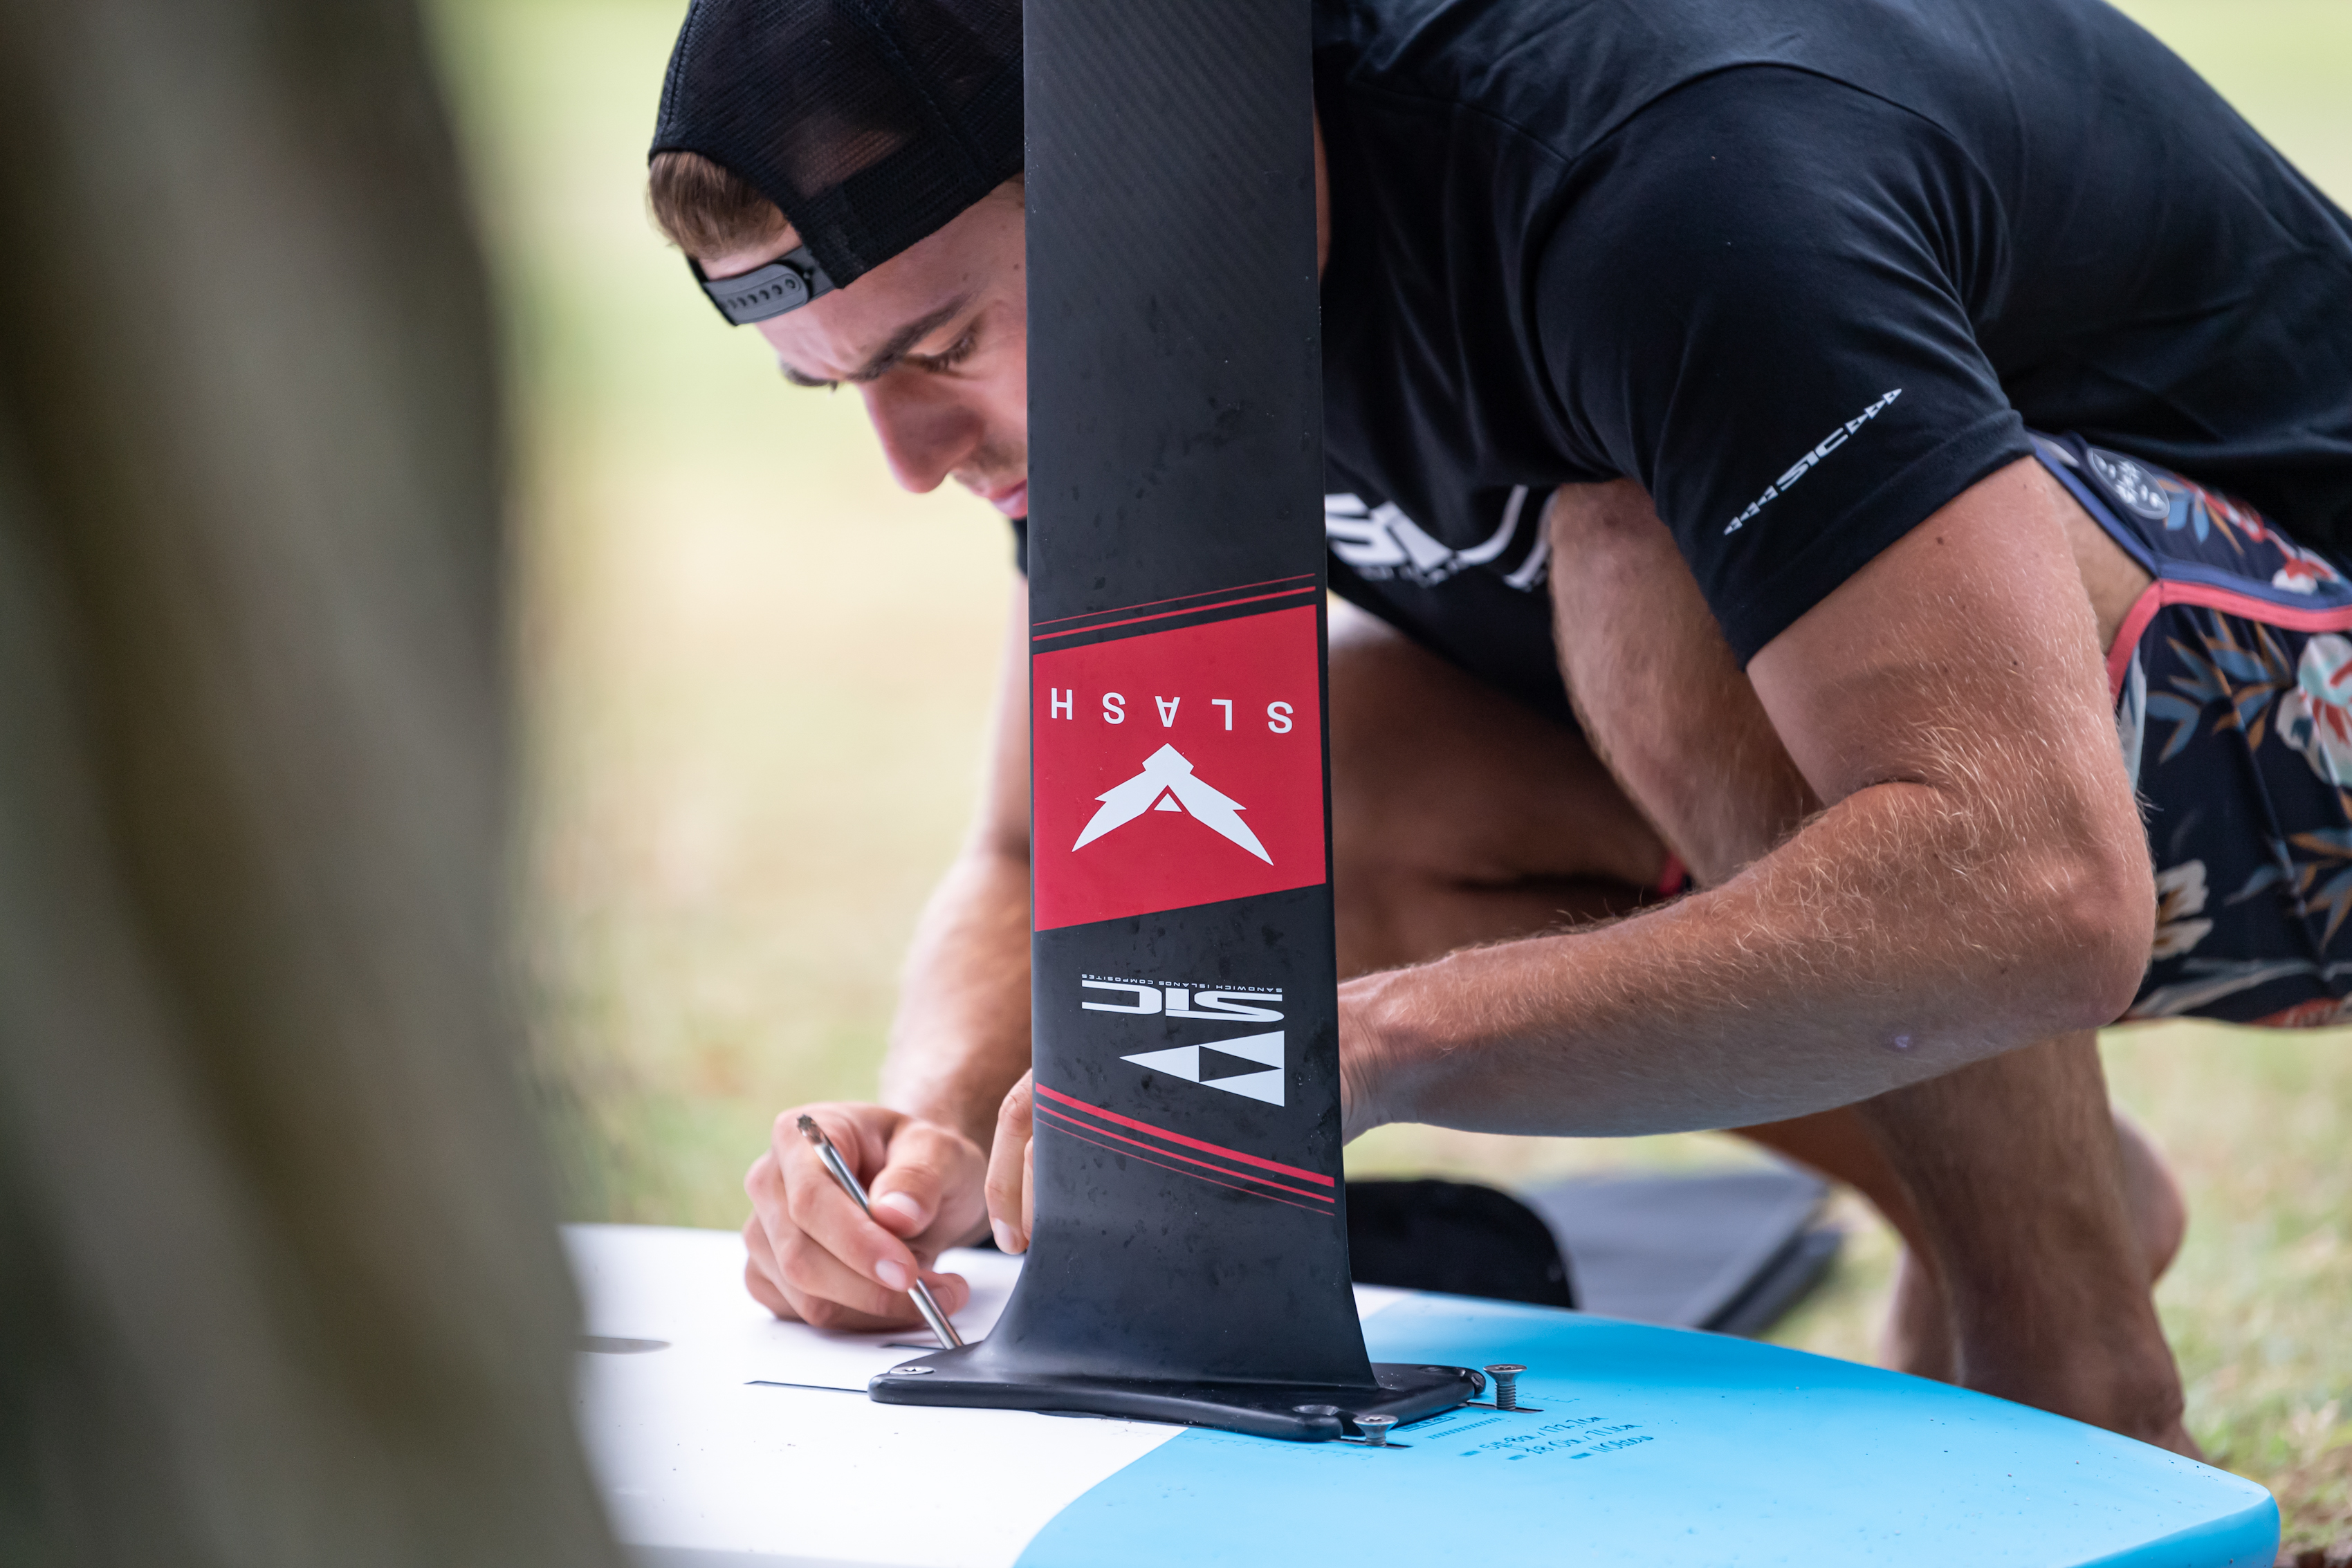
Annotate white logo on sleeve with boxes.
[1722,389,1903,535]
[1073,744,1271,863]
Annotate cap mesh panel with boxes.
[652,0,1022,284]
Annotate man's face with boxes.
[704,182,1031,518]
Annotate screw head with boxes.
[1354,1414,1397,1447]
[893,1365,934,1375]
[1483,1363,1526,1378]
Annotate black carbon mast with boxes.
[870,0,1477,1440]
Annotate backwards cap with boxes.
[651,0,1022,324]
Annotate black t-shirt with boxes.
[1018,0,2352,728]
[1314,0,2352,723]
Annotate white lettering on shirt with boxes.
[1722,389,1902,536]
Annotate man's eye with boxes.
[911,329,979,373]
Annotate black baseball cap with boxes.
[650,0,1023,326]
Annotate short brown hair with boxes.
[647,150,789,259]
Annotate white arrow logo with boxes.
[1072,744,1271,863]
[1121,1031,1284,1105]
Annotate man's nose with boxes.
[858,379,981,495]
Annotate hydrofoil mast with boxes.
[870,0,1480,1441]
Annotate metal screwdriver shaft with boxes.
[796,1115,964,1349]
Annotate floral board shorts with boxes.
[2033,432,2352,1026]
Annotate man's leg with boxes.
[1326,603,1975,1378]
[1724,1101,1957,1379]
[1326,602,1671,977]
[1325,580,2192,1447]
[1544,479,2192,1452]
[1741,1071,2187,1384]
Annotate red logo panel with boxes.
[1033,606,1324,930]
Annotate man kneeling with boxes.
[645,0,2352,1458]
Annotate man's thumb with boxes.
[870,1185,932,1234]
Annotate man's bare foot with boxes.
[1961,1329,2203,1459]
[1877,1111,2198,1458]
[1880,1248,1956,1382]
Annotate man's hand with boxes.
[742,1103,986,1330]
[981,1073,1036,1252]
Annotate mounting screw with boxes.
[1355,1414,1397,1447]
[894,1365,934,1375]
[1483,1364,1526,1410]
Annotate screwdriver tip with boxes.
[796,1114,823,1143]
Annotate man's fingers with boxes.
[867,1120,981,1244]
[870,1187,930,1233]
[780,1109,928,1297]
[743,1152,803,1318]
[748,1199,971,1328]
[916,1269,973,1318]
[739,1102,991,1330]
[742,1215,798,1320]
[746,1154,895,1325]
[985,1073,1035,1253]
[772,1219,923,1322]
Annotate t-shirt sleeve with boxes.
[1538,66,2031,663]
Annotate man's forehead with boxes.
[766,288,973,384]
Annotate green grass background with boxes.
[426,1,2352,1555]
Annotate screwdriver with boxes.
[796,1114,965,1349]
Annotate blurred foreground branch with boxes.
[0,1,623,1562]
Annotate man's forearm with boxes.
[878,845,1033,1148]
[1347,769,2147,1139]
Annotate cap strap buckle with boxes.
[691,245,835,326]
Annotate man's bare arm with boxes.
[1341,458,2153,1138]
